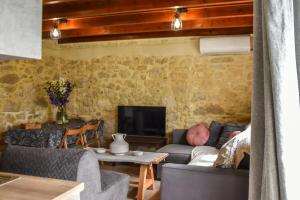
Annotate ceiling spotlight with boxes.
[50,18,68,40]
[171,7,188,31]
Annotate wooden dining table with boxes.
[0,172,84,200]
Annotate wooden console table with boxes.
[0,172,84,200]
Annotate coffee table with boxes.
[91,149,168,200]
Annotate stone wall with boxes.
[0,41,60,150]
[0,37,252,150]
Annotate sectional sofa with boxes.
[157,128,249,200]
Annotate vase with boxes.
[56,106,68,124]
[110,133,129,155]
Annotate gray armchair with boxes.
[0,146,129,200]
[161,163,249,200]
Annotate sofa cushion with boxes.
[237,153,250,169]
[234,126,251,168]
[188,146,219,167]
[216,124,246,149]
[186,124,209,146]
[172,129,188,145]
[214,125,251,168]
[205,121,224,147]
[157,144,194,164]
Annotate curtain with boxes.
[250,0,300,200]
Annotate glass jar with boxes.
[56,106,68,124]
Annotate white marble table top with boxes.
[88,148,168,165]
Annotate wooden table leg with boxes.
[147,164,155,190]
[137,164,155,200]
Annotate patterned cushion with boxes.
[205,121,224,147]
[186,124,209,146]
[213,125,251,168]
[213,134,239,168]
[0,146,85,180]
[234,126,251,168]
[215,124,246,149]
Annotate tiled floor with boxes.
[101,163,160,200]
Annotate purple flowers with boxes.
[45,79,74,107]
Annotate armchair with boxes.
[0,146,129,200]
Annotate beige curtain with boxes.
[250,0,300,200]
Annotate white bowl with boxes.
[95,148,106,154]
[78,114,93,122]
[132,151,143,156]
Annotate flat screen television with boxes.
[118,106,166,137]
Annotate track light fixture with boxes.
[50,18,68,40]
[171,7,188,31]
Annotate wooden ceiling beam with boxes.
[43,0,253,19]
[43,3,253,31]
[57,27,253,44]
[43,15,253,39]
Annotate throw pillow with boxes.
[214,125,251,168]
[237,153,250,169]
[213,134,239,168]
[186,124,209,146]
[234,125,251,168]
[205,121,224,147]
[215,124,246,149]
[229,131,241,140]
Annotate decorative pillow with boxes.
[186,124,209,146]
[215,124,246,149]
[205,121,224,147]
[234,126,251,168]
[229,131,241,140]
[214,125,251,168]
[213,134,239,168]
[237,153,250,169]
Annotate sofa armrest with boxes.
[161,163,249,200]
[172,129,188,144]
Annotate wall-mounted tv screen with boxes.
[118,106,166,137]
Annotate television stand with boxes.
[125,135,167,152]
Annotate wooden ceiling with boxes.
[42,0,253,43]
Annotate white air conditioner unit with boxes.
[199,35,251,55]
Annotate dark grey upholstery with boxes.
[0,145,88,182]
[172,129,188,145]
[156,144,193,163]
[0,146,129,200]
[161,163,249,200]
[156,130,192,179]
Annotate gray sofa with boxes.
[0,146,129,200]
[157,129,249,200]
[156,129,194,178]
[161,163,249,200]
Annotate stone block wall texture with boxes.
[0,37,252,150]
